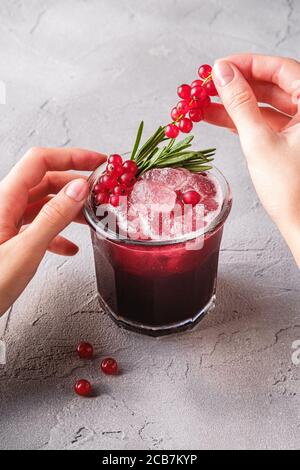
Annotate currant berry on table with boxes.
[77,341,94,359]
[74,379,92,397]
[101,357,118,375]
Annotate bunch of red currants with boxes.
[165,64,217,139]
[93,154,138,207]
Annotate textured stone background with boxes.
[0,0,300,450]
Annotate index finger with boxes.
[221,54,300,95]
[0,147,106,243]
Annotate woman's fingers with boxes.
[20,225,79,256]
[222,54,300,97]
[249,80,297,116]
[3,147,105,192]
[48,235,79,256]
[0,148,105,245]
[24,178,89,254]
[28,172,88,204]
[203,103,291,132]
[23,195,87,225]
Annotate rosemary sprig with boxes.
[131,121,216,176]
[130,121,144,161]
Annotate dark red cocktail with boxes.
[84,166,231,336]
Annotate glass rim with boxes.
[83,164,232,246]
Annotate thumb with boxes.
[212,61,270,143]
[25,178,89,251]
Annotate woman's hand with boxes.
[203,54,300,267]
[0,147,106,315]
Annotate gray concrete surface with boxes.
[0,0,300,450]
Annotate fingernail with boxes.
[213,61,234,87]
[65,179,88,202]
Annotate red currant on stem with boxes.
[189,108,203,122]
[179,117,193,133]
[171,107,181,121]
[74,379,92,397]
[119,172,136,187]
[106,162,123,177]
[182,190,201,206]
[191,85,208,102]
[102,174,117,190]
[95,192,109,205]
[113,184,128,196]
[77,341,93,359]
[202,95,212,107]
[198,64,212,80]
[177,84,191,100]
[165,123,179,139]
[108,154,123,165]
[203,80,218,97]
[191,79,203,88]
[94,183,105,194]
[189,99,202,110]
[109,194,120,207]
[101,357,118,375]
[123,160,138,174]
[177,100,190,115]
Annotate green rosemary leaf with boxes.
[131,121,144,161]
[131,120,216,176]
[170,135,194,151]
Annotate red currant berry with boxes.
[171,107,181,121]
[189,109,203,122]
[182,190,201,206]
[177,100,190,116]
[74,379,92,397]
[198,64,212,80]
[108,154,123,165]
[119,172,136,187]
[202,95,212,107]
[77,342,93,359]
[99,175,109,188]
[179,117,193,133]
[191,79,203,88]
[191,85,208,102]
[93,183,105,194]
[203,80,218,96]
[123,160,138,175]
[189,99,203,109]
[101,357,118,375]
[109,195,120,207]
[165,123,179,139]
[177,84,191,100]
[102,174,117,190]
[113,184,128,196]
[95,192,109,205]
[106,162,123,176]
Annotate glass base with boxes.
[97,293,216,337]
